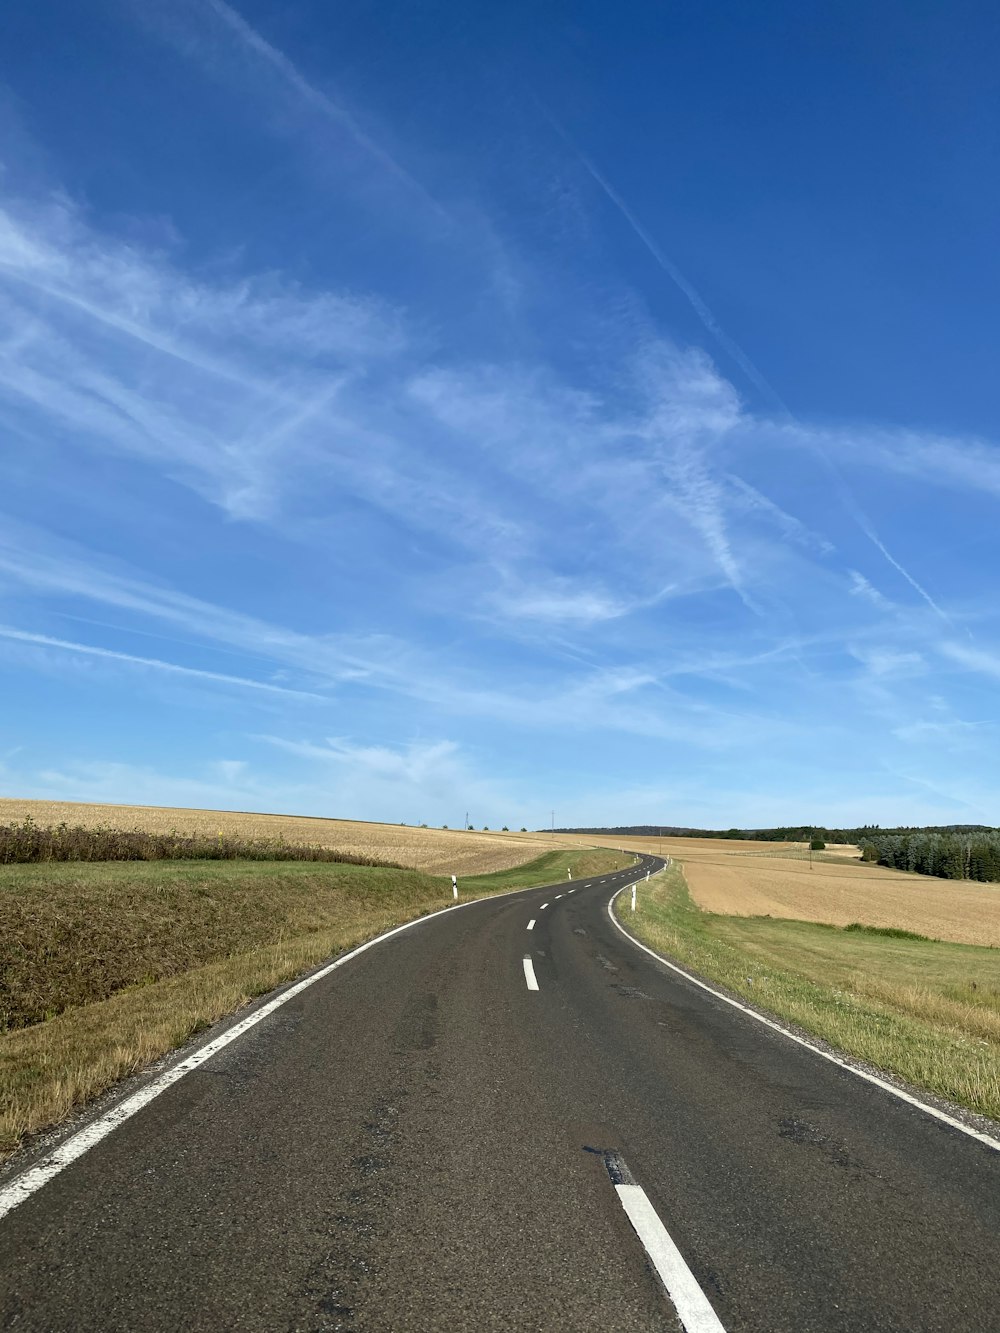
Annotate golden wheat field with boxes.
[641,836,1000,947]
[0,799,586,876]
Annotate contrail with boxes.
[205,0,448,219]
[0,626,324,699]
[852,513,953,626]
[588,151,953,623]
[553,112,955,627]
[574,149,790,418]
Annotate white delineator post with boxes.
[631,883,637,912]
[451,874,458,900]
[646,869,650,881]
[567,868,572,880]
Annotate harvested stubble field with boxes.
[0,799,577,876]
[562,833,1000,948]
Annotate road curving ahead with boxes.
[2,853,999,1331]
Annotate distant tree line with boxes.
[550,823,1000,884]
[553,822,998,843]
[858,830,1000,882]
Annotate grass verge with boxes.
[455,847,627,894]
[616,861,1000,1123]
[1,846,621,1161]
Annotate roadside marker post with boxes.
[451,875,458,900]
[646,870,650,881]
[631,884,637,912]
[567,868,572,880]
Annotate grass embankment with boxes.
[617,861,1000,1123]
[0,846,623,1161]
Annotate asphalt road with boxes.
[2,854,1000,1331]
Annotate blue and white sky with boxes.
[2,0,1000,829]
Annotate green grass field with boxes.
[0,845,622,1160]
[617,861,1000,1123]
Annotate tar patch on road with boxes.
[582,1145,637,1188]
[611,984,650,1000]
[777,1114,881,1179]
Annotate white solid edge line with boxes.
[0,877,560,1225]
[527,919,536,931]
[607,888,1000,1154]
[616,1184,726,1333]
[523,957,540,991]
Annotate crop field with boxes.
[555,831,1000,947]
[667,841,1000,948]
[0,799,583,876]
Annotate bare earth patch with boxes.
[0,799,575,876]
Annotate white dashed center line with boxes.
[602,1152,727,1332]
[540,902,549,910]
[527,919,536,931]
[523,957,539,991]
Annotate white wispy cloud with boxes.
[940,642,1000,681]
[891,718,990,746]
[0,196,410,521]
[489,582,631,625]
[258,735,461,783]
[0,522,753,744]
[727,474,835,554]
[849,645,925,678]
[0,522,403,687]
[848,570,892,609]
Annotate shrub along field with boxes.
[0,799,578,875]
[618,861,1000,1123]
[0,845,624,1161]
[0,819,399,865]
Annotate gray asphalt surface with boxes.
[2,854,1000,1331]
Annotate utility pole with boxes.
[551,810,554,836]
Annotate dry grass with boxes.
[1,907,430,1159]
[572,833,1000,948]
[0,799,580,876]
[1,859,432,1030]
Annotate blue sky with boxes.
[2,0,1000,830]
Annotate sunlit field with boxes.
[0,799,583,876]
